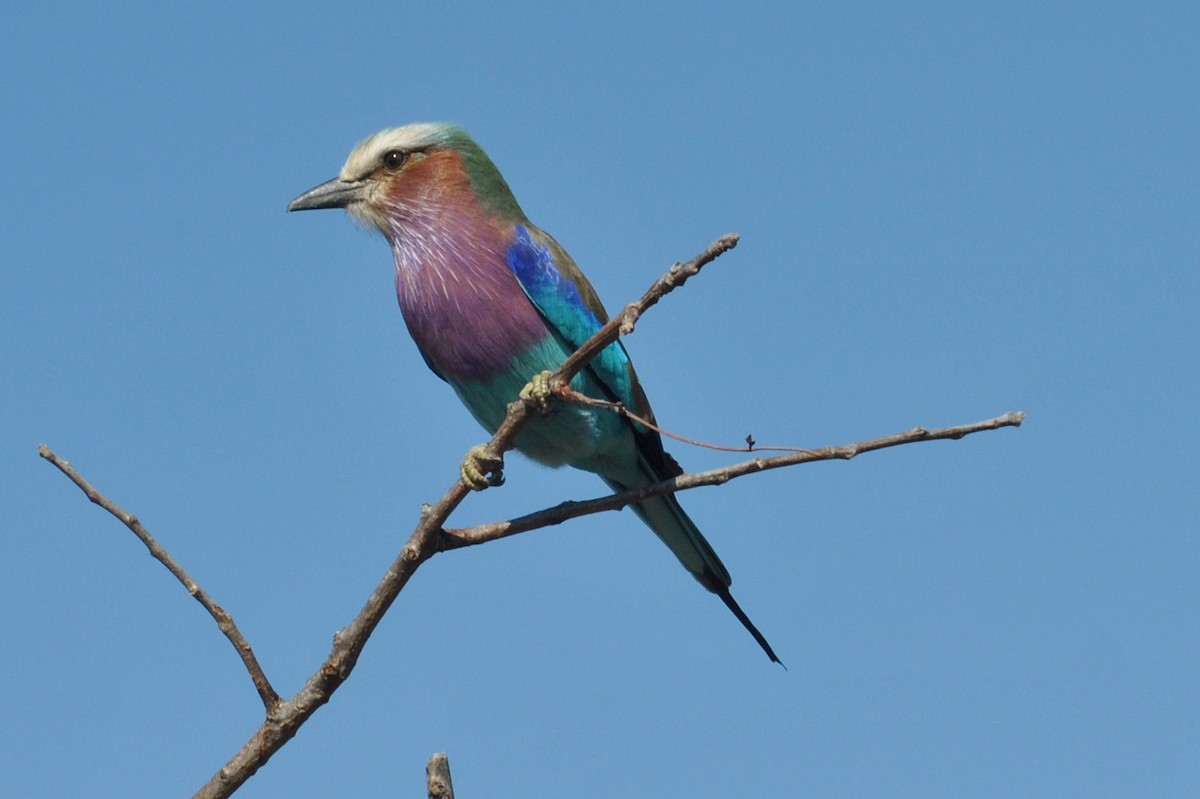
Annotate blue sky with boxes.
[3,2,1197,796]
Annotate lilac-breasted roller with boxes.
[288,123,779,663]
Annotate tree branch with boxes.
[37,445,281,711]
[40,232,1022,798]
[426,753,456,799]
[557,232,739,377]
[184,233,745,797]
[439,411,1024,548]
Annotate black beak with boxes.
[287,177,368,212]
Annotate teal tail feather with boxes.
[604,478,782,665]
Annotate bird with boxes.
[288,123,779,663]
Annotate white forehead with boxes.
[339,123,453,180]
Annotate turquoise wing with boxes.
[504,223,637,411]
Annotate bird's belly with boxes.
[452,337,633,476]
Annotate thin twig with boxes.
[440,411,1024,548]
[556,233,739,380]
[37,444,281,711]
[561,387,812,454]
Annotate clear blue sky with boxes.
[3,3,1196,796]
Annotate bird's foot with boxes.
[519,370,556,416]
[460,445,504,491]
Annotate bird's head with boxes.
[287,122,526,235]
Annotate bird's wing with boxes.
[505,224,674,469]
[505,224,635,406]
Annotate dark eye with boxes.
[382,149,407,170]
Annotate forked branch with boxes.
[39,233,1022,799]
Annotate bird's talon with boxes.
[461,445,504,491]
[519,370,556,415]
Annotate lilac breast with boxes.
[389,215,547,384]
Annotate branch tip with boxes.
[427,753,456,799]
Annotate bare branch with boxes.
[440,411,1025,548]
[186,234,746,797]
[557,232,739,377]
[40,233,1022,798]
[427,753,456,799]
[37,444,281,711]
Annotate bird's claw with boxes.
[461,444,504,491]
[519,370,556,415]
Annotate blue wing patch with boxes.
[506,224,634,408]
